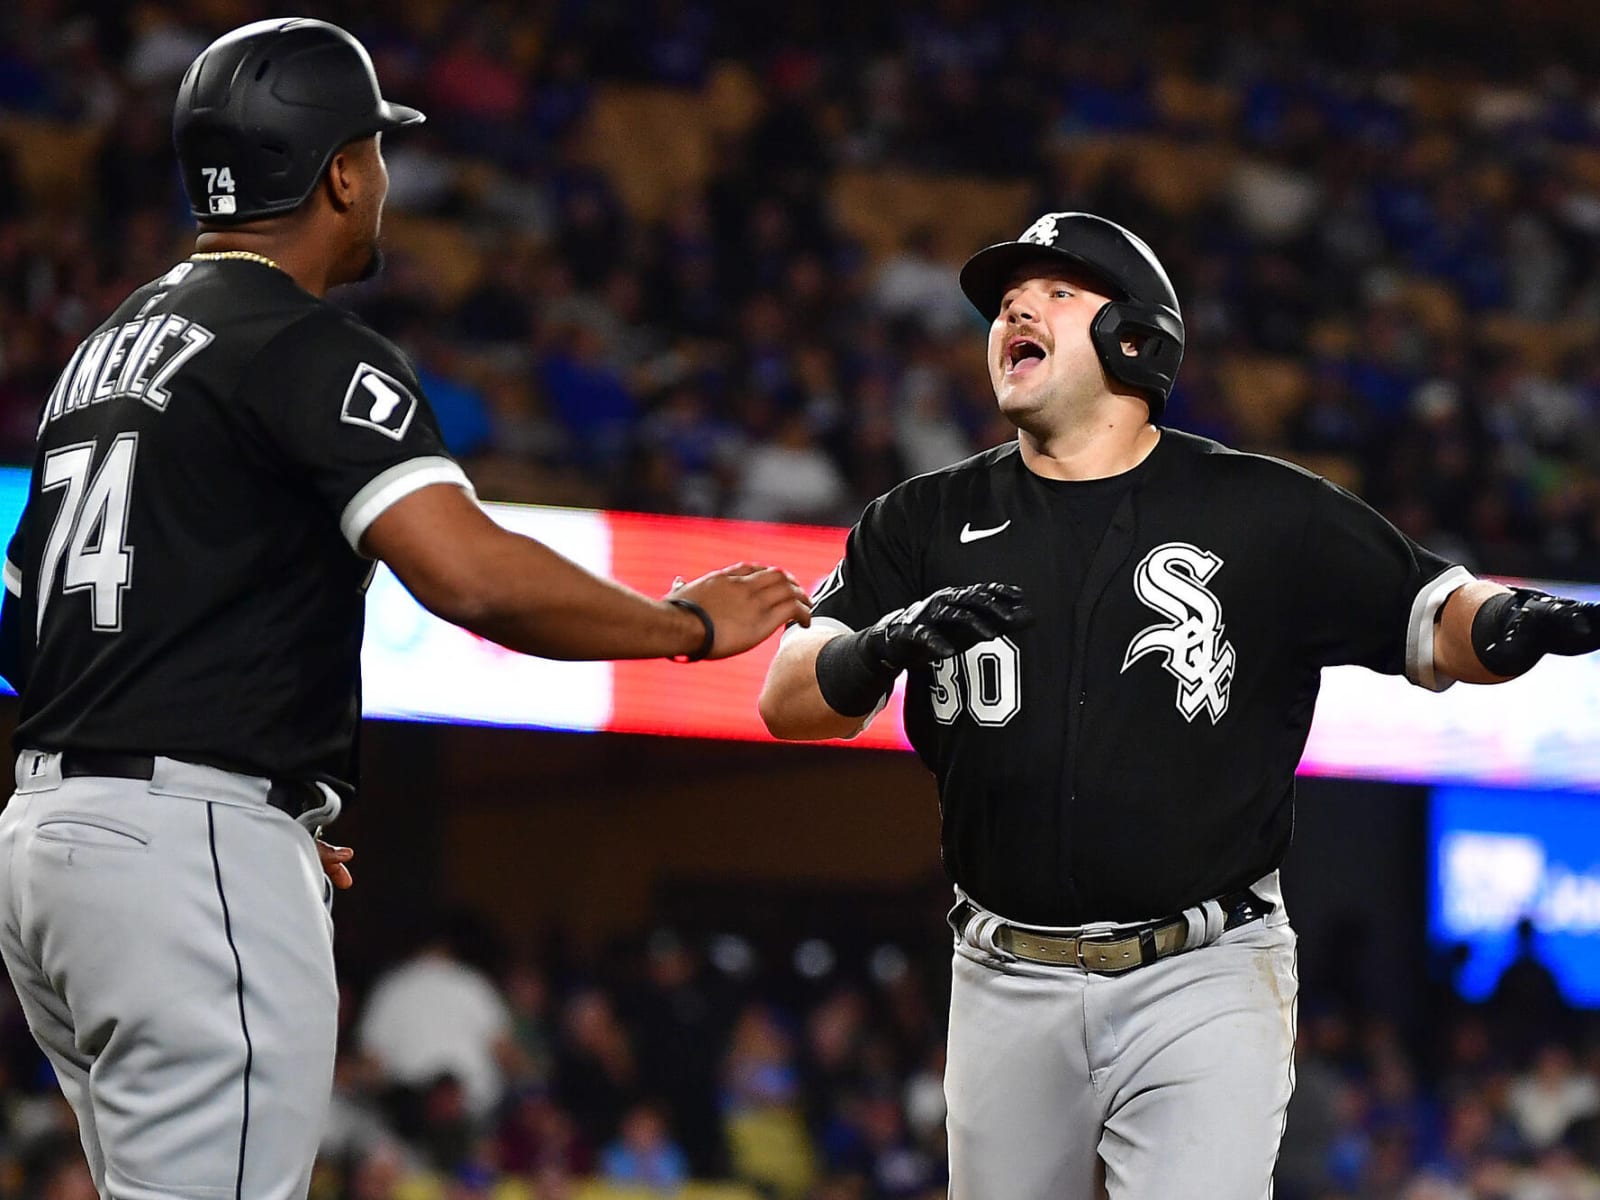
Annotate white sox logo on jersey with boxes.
[340,363,418,440]
[1121,542,1236,724]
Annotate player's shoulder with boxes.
[872,442,1019,518]
[1154,428,1331,498]
[267,300,404,360]
[248,300,418,394]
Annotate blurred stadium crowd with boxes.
[4,1,1600,579]
[3,0,1600,1197]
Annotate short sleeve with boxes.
[806,489,926,637]
[1296,477,1473,689]
[237,310,474,552]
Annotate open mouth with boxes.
[1005,338,1046,376]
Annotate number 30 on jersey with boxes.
[929,637,1021,726]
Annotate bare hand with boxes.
[318,838,354,890]
[672,563,813,660]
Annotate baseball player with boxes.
[0,19,810,1200]
[760,211,1600,1199]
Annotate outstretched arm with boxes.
[761,583,1033,740]
[760,624,870,741]
[1432,580,1513,684]
[365,483,812,661]
[1434,578,1600,685]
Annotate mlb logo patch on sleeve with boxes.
[340,363,418,440]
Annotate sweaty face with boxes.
[987,262,1116,431]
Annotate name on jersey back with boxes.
[38,303,215,433]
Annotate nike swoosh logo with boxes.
[959,520,1011,543]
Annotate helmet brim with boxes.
[377,100,426,130]
[958,241,1125,322]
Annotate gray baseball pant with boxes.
[944,876,1298,1199]
[0,752,338,1200]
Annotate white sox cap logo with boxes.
[1121,542,1235,724]
[1018,213,1063,246]
[340,363,418,440]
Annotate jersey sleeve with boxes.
[1295,477,1473,690]
[807,488,926,636]
[237,310,474,552]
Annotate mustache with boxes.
[999,326,1051,360]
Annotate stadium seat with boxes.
[0,115,105,210]
[1154,73,1241,134]
[1308,317,1357,359]
[723,1107,819,1199]
[1563,145,1600,191]
[703,62,764,138]
[572,1184,761,1200]
[1138,140,1237,214]
[830,169,1033,263]
[1046,135,1237,216]
[1217,355,1311,446]
[1403,73,1474,123]
[1475,313,1597,374]
[381,214,485,307]
[583,87,714,222]
[1394,277,1466,339]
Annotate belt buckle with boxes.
[1074,930,1121,972]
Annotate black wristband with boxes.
[666,597,716,663]
[815,631,898,717]
[1471,590,1533,677]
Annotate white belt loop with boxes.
[299,782,343,834]
[972,913,1006,958]
[1182,898,1229,950]
[1250,869,1286,920]
[13,751,62,792]
[952,889,1017,962]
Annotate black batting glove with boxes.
[1472,588,1600,678]
[816,583,1034,717]
[861,583,1033,670]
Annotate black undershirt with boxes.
[1024,453,1154,603]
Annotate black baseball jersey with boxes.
[0,258,470,790]
[811,430,1468,925]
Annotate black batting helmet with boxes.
[173,18,424,224]
[959,212,1185,419]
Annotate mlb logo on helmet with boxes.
[209,195,236,215]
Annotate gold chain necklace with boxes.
[190,250,283,272]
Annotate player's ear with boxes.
[323,147,359,216]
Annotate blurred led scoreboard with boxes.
[1431,786,1600,1004]
[0,469,1595,789]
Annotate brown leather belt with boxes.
[950,890,1273,975]
[54,751,327,821]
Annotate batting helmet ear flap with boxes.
[1089,301,1185,420]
